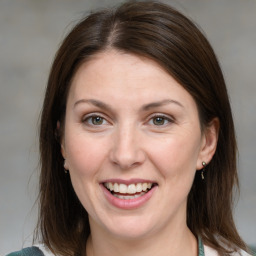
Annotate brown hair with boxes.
[37,1,247,255]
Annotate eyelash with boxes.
[82,113,109,126]
[82,113,174,127]
[147,114,174,127]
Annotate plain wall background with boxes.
[0,0,255,254]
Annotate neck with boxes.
[86,223,197,256]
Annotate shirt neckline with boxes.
[36,237,206,256]
[198,236,205,256]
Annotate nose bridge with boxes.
[110,121,145,169]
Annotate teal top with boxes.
[6,246,44,256]
[198,235,205,256]
[7,237,205,256]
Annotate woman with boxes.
[7,1,252,256]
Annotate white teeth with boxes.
[119,184,127,193]
[127,184,136,194]
[136,183,142,192]
[142,183,148,191]
[113,192,146,200]
[109,183,113,191]
[113,183,119,192]
[104,182,153,194]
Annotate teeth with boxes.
[113,192,146,200]
[136,183,142,192]
[127,184,136,194]
[113,183,119,192]
[142,183,148,191]
[104,182,153,194]
[109,183,113,191]
[119,184,127,193]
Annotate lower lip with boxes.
[101,184,157,210]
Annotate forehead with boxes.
[67,50,197,111]
[71,50,170,87]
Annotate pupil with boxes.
[93,116,103,125]
[154,117,164,125]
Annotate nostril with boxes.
[111,159,142,170]
[109,140,146,170]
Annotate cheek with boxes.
[64,132,109,214]
[146,133,201,179]
[65,132,109,177]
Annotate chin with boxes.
[109,226,153,241]
[99,214,158,241]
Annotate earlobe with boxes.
[57,121,69,171]
[196,118,219,170]
[61,144,66,159]
[64,159,69,172]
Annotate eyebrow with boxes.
[74,99,114,112]
[74,98,184,111]
[141,99,184,111]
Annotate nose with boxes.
[109,124,146,170]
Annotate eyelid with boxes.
[82,112,111,125]
[147,113,175,126]
[81,112,175,126]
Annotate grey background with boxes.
[0,0,255,254]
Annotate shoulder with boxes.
[6,246,44,256]
[204,244,253,256]
[6,244,55,256]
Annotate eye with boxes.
[149,115,173,126]
[83,115,107,126]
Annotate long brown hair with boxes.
[36,1,247,255]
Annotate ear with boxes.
[196,118,219,170]
[57,121,69,170]
[57,121,67,160]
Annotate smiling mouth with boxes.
[103,182,157,200]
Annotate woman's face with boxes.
[61,50,217,240]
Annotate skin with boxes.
[61,50,219,256]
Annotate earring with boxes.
[201,161,206,180]
[64,159,68,174]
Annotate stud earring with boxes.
[201,161,206,180]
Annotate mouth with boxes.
[103,182,157,200]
